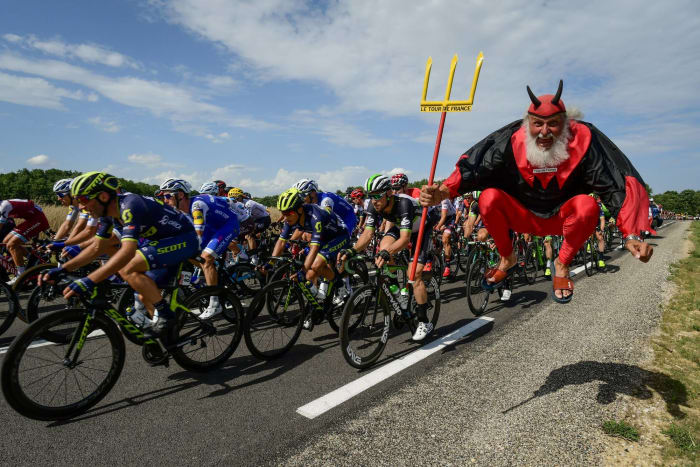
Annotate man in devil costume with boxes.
[420,80,653,303]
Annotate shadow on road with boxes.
[503,361,689,418]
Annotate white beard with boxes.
[523,118,571,168]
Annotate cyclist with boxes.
[51,178,79,241]
[591,193,608,269]
[269,188,350,328]
[161,178,240,318]
[200,182,253,263]
[213,180,228,197]
[1,198,50,283]
[340,174,438,341]
[228,187,271,265]
[390,173,421,198]
[294,179,357,235]
[43,172,198,337]
[349,188,367,232]
[434,194,458,278]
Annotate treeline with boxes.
[653,189,700,216]
[0,169,159,204]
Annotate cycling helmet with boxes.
[53,178,73,195]
[199,182,219,195]
[159,178,192,194]
[350,188,365,199]
[390,173,409,189]
[277,188,304,212]
[472,190,481,200]
[71,172,120,199]
[243,192,252,199]
[365,174,391,194]
[214,180,227,190]
[293,178,319,196]
[228,187,244,199]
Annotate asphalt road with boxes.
[0,221,684,465]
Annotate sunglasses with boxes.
[281,209,297,216]
[56,193,68,199]
[368,191,387,200]
[162,193,176,200]
[75,195,93,204]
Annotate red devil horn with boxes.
[527,85,541,108]
[551,79,563,106]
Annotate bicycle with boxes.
[339,256,441,369]
[243,255,368,360]
[1,265,244,421]
[464,240,504,316]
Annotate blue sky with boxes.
[1,0,698,195]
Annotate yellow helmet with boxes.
[228,187,244,199]
[277,188,304,212]
[71,171,120,199]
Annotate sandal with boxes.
[551,263,574,303]
[481,263,517,291]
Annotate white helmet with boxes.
[199,181,219,195]
[160,178,192,194]
[293,178,318,196]
[53,178,73,195]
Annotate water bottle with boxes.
[399,287,409,310]
[389,284,401,308]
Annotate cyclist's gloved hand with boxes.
[44,267,67,283]
[261,261,275,272]
[377,249,391,261]
[62,245,81,258]
[340,248,356,259]
[68,277,96,298]
[295,269,306,282]
[48,241,65,251]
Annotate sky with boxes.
[1,0,698,195]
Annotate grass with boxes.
[663,424,698,454]
[647,221,700,463]
[602,420,640,442]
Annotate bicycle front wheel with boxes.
[0,281,18,336]
[172,287,244,372]
[1,309,125,421]
[244,280,304,360]
[465,253,490,316]
[339,284,390,369]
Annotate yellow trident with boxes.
[409,52,484,283]
[420,53,484,112]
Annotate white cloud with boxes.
[88,116,120,133]
[27,154,50,165]
[0,71,93,109]
[3,34,140,69]
[127,153,183,168]
[230,165,373,196]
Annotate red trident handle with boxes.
[409,111,446,283]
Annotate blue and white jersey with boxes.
[190,194,240,233]
[279,203,346,246]
[317,191,356,233]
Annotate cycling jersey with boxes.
[317,191,356,233]
[0,199,43,223]
[365,194,439,234]
[66,205,80,223]
[440,198,456,217]
[0,199,50,241]
[469,200,480,217]
[280,204,346,246]
[190,194,239,258]
[244,199,269,221]
[454,196,465,213]
[226,198,251,223]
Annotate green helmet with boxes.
[277,188,304,211]
[70,171,120,199]
[364,174,391,194]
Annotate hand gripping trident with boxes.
[409,52,484,283]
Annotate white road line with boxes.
[296,317,494,419]
[0,329,106,354]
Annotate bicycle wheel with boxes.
[339,284,390,369]
[1,308,125,421]
[244,280,304,360]
[25,282,85,343]
[0,281,18,336]
[457,241,470,273]
[465,253,490,316]
[584,239,595,276]
[523,243,538,285]
[11,263,55,322]
[171,287,243,372]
